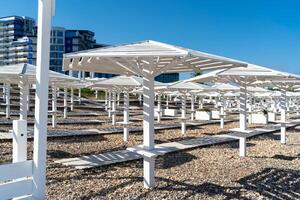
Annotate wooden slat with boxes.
[0,160,32,181]
[0,179,33,200]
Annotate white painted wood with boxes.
[70,88,74,111]
[195,111,212,120]
[123,91,129,142]
[239,79,247,131]
[105,90,108,110]
[19,78,29,120]
[32,0,53,198]
[280,89,286,144]
[0,179,33,200]
[220,94,224,129]
[13,120,27,163]
[0,160,32,181]
[191,94,195,120]
[78,88,82,104]
[156,93,161,123]
[112,92,116,125]
[108,91,111,117]
[6,82,11,119]
[63,87,67,119]
[95,90,98,99]
[181,94,186,135]
[163,109,177,116]
[142,66,155,188]
[250,113,268,124]
[51,85,57,128]
[239,137,246,157]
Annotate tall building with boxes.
[0,16,36,66]
[49,27,65,72]
[155,73,179,83]
[65,30,110,78]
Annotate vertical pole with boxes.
[105,90,108,110]
[27,85,30,112]
[52,85,57,128]
[95,90,98,99]
[70,88,74,111]
[13,120,27,162]
[239,137,246,157]
[63,87,67,119]
[181,94,186,135]
[33,0,53,198]
[157,93,161,123]
[117,92,120,106]
[2,83,5,101]
[142,63,155,188]
[166,95,169,109]
[112,91,116,125]
[239,79,247,131]
[220,93,224,129]
[191,94,195,121]
[78,88,82,104]
[123,91,129,142]
[19,78,29,120]
[280,88,286,144]
[248,93,252,124]
[108,91,111,117]
[5,83,10,119]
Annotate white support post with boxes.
[70,88,74,111]
[139,93,142,105]
[123,91,129,142]
[78,88,82,104]
[95,90,98,99]
[27,86,30,112]
[105,90,108,110]
[157,93,161,123]
[13,120,27,163]
[52,86,57,128]
[5,83,10,119]
[191,94,195,121]
[199,97,203,109]
[142,65,155,188]
[63,87,67,119]
[239,137,246,157]
[19,78,29,120]
[220,94,225,129]
[117,92,120,106]
[280,88,287,144]
[108,91,112,117]
[166,95,169,109]
[32,0,53,198]
[2,83,5,101]
[239,79,247,131]
[181,94,187,135]
[111,91,116,125]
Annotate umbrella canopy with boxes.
[155,80,211,92]
[63,40,247,76]
[0,63,79,85]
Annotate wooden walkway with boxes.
[55,119,300,169]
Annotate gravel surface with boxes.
[1,121,300,199]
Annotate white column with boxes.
[157,93,161,123]
[111,91,116,125]
[239,79,247,131]
[5,83,10,119]
[13,120,27,162]
[33,0,53,198]
[27,86,30,112]
[199,97,203,109]
[181,94,186,135]
[142,70,155,188]
[280,88,287,144]
[108,91,112,117]
[52,86,57,128]
[191,94,195,121]
[70,88,74,111]
[95,90,98,99]
[248,93,253,124]
[117,92,120,106]
[19,78,29,120]
[123,91,129,142]
[105,90,108,110]
[239,137,246,157]
[63,87,67,119]
[78,88,82,104]
[220,94,225,129]
[166,95,169,109]
[2,83,5,101]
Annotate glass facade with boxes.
[155,73,179,83]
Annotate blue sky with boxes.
[2,0,300,79]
